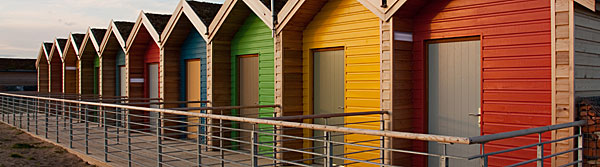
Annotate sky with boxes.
[0,0,225,59]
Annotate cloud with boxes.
[0,0,226,58]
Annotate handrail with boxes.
[468,120,586,144]
[0,92,471,144]
[171,105,280,111]
[264,111,387,121]
[126,101,210,105]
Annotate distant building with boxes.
[0,58,37,92]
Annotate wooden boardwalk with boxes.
[1,112,277,167]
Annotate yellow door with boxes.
[187,59,202,138]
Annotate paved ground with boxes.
[0,122,94,167]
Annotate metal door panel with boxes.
[239,55,259,150]
[187,59,202,138]
[313,49,344,165]
[148,63,159,129]
[428,40,481,167]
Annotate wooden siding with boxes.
[38,59,49,93]
[403,0,552,166]
[180,29,207,104]
[552,0,576,165]
[100,32,123,98]
[230,13,275,149]
[302,0,381,165]
[79,41,98,95]
[575,5,600,97]
[63,44,78,94]
[49,53,63,93]
[144,42,160,98]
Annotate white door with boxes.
[428,40,481,166]
[313,49,344,165]
[148,64,159,129]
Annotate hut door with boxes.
[148,63,159,129]
[187,59,202,138]
[427,40,481,166]
[313,49,344,165]
[119,66,126,97]
[238,55,259,150]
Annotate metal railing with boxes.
[0,92,585,167]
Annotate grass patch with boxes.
[12,143,35,149]
[10,153,23,158]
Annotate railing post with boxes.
[85,104,89,154]
[26,98,30,132]
[12,97,16,125]
[481,143,488,167]
[578,126,583,167]
[251,123,258,167]
[56,100,59,143]
[45,99,48,139]
[220,110,225,167]
[19,98,23,129]
[324,118,333,167]
[35,98,38,135]
[126,108,132,167]
[104,105,108,162]
[537,133,543,167]
[157,112,163,167]
[197,116,202,166]
[380,113,385,165]
[440,143,448,167]
[69,104,73,148]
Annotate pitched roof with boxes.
[43,43,53,55]
[56,38,67,52]
[145,13,172,35]
[91,28,107,45]
[114,21,135,42]
[187,1,222,25]
[260,0,288,13]
[72,34,85,48]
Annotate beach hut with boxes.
[207,0,285,150]
[48,38,67,93]
[274,0,383,165]
[275,0,600,166]
[36,42,53,93]
[98,20,134,99]
[78,28,107,96]
[125,11,171,129]
[62,33,85,95]
[160,0,221,138]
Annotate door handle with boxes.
[337,106,344,110]
[468,113,481,117]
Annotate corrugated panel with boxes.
[411,0,552,166]
[230,13,275,150]
[179,29,207,104]
[302,0,381,165]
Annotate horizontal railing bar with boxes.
[171,105,280,111]
[507,147,581,167]
[469,134,580,159]
[265,111,387,121]
[469,120,586,144]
